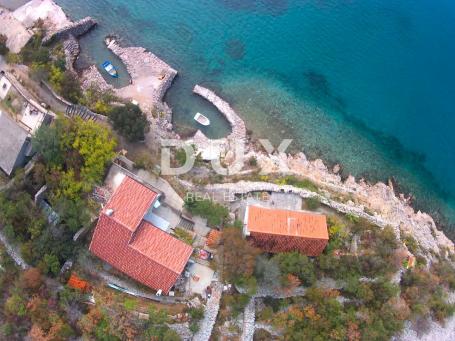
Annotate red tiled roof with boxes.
[130,221,193,274]
[246,205,328,240]
[89,176,193,293]
[104,176,157,232]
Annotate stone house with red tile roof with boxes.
[89,175,193,293]
[243,205,329,256]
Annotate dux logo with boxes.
[160,139,293,176]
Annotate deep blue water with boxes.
[12,0,455,233]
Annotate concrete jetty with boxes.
[105,37,177,114]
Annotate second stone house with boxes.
[243,205,329,256]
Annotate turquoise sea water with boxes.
[5,0,455,235]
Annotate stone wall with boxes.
[62,34,80,73]
[43,16,96,45]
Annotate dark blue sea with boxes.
[5,0,455,234]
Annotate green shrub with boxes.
[402,233,419,254]
[305,197,320,210]
[278,175,318,192]
[184,196,228,227]
[174,227,194,245]
[109,103,149,142]
[188,306,204,321]
[273,252,316,286]
[248,156,258,167]
[175,148,187,167]
[123,298,137,311]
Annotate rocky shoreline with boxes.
[32,1,455,254]
[2,0,453,255]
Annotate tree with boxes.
[71,118,117,186]
[255,255,281,290]
[59,71,82,103]
[4,293,27,317]
[143,306,176,340]
[273,252,316,286]
[0,34,9,55]
[184,197,229,227]
[40,254,60,276]
[221,227,260,282]
[20,268,42,292]
[109,103,149,142]
[55,198,90,232]
[33,124,64,166]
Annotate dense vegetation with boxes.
[0,250,77,339]
[109,103,150,142]
[17,30,83,103]
[251,216,455,340]
[184,196,229,227]
[0,117,116,278]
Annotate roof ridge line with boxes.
[129,222,191,274]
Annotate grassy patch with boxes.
[174,227,194,245]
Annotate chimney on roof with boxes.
[106,209,114,216]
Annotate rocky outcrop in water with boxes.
[43,16,97,45]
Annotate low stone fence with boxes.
[205,181,390,229]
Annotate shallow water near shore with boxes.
[9,0,455,234]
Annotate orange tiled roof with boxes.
[246,205,328,240]
[104,176,157,232]
[130,221,193,274]
[89,176,193,293]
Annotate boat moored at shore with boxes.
[194,112,210,126]
[102,61,118,78]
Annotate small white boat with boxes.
[194,112,210,126]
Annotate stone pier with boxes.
[189,85,247,160]
[106,37,177,114]
[193,85,246,141]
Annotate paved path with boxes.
[193,281,222,341]
[241,298,256,341]
[94,269,183,304]
[0,230,29,269]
